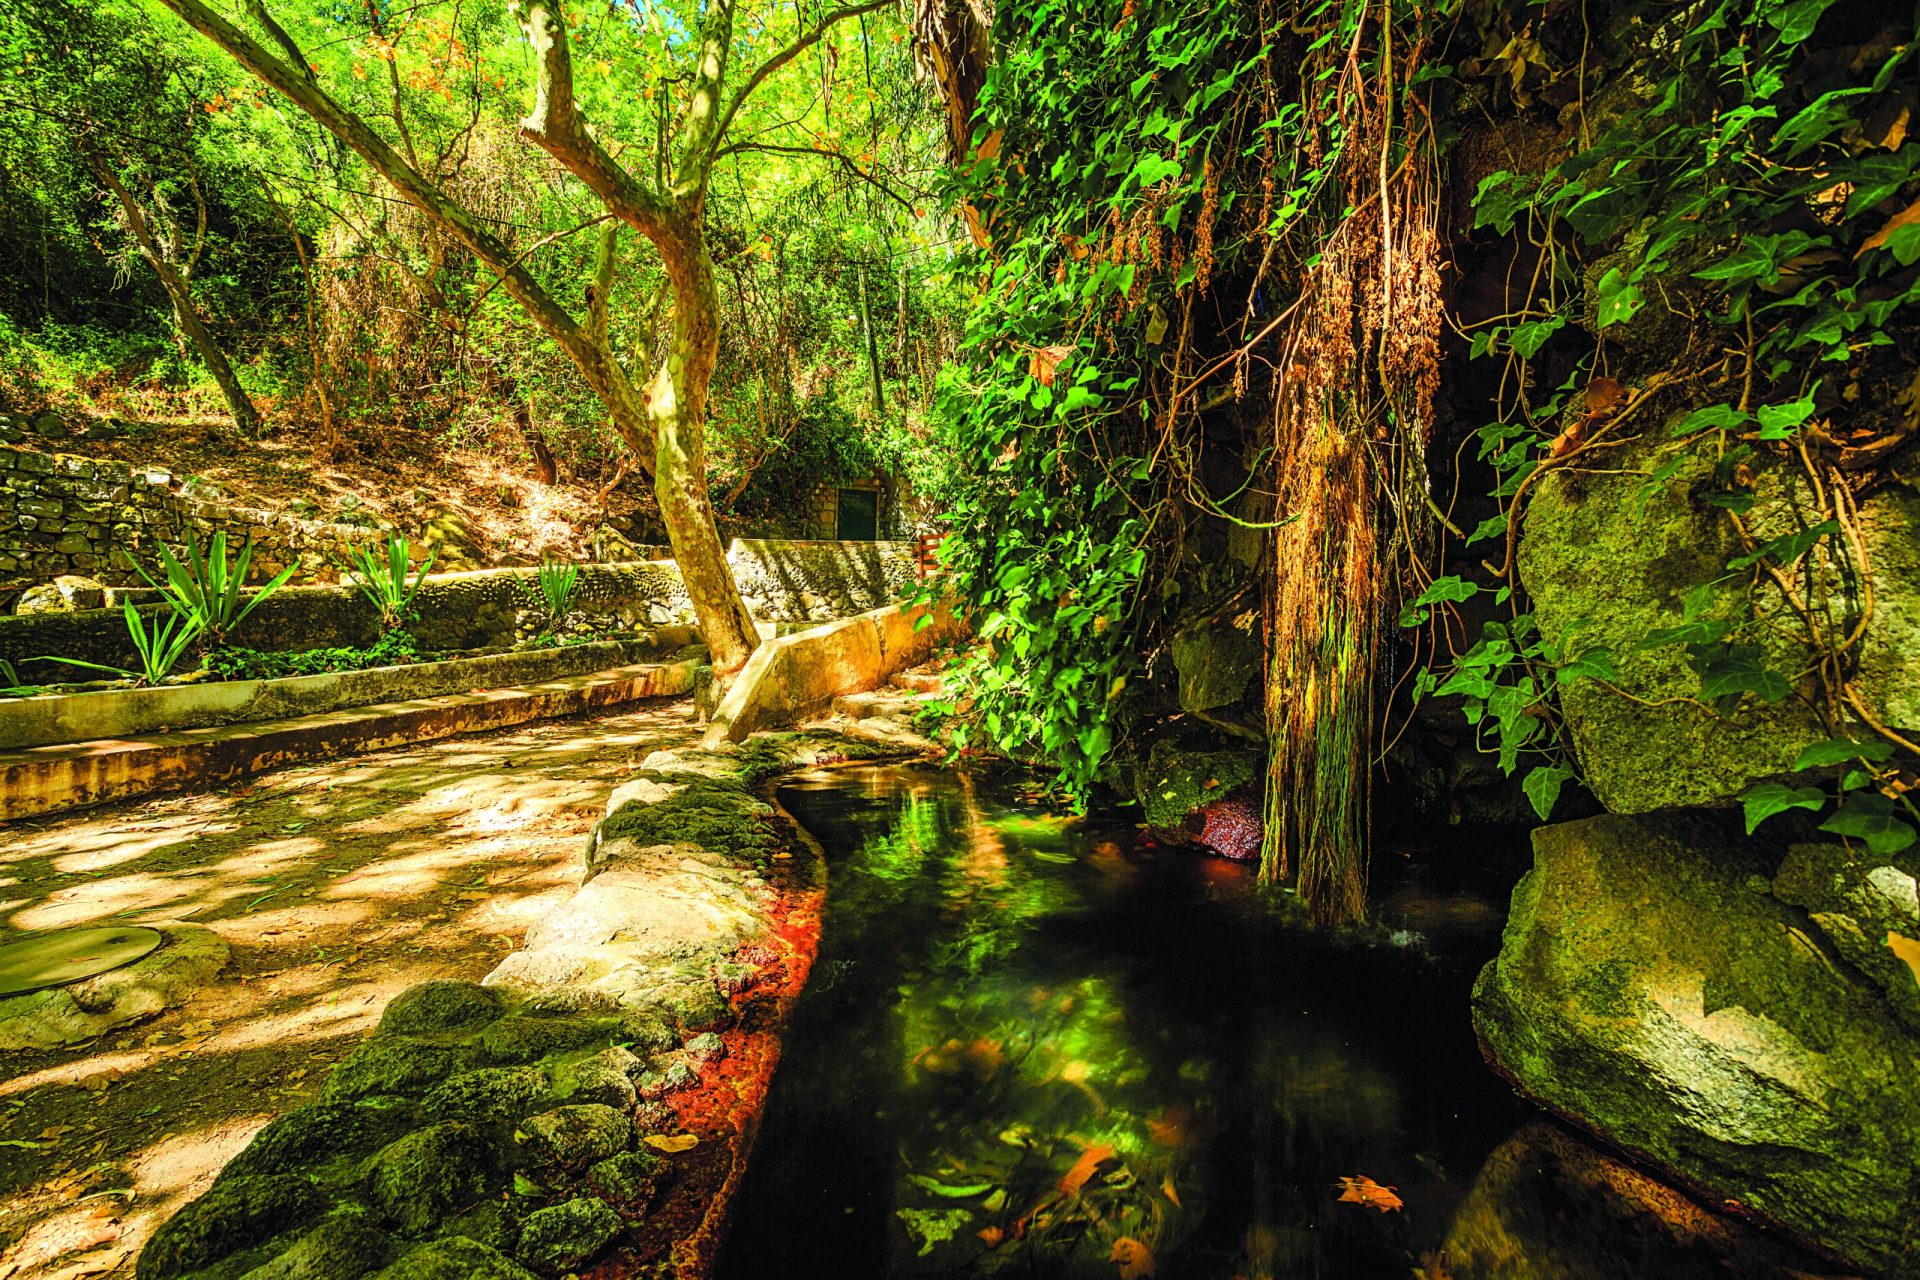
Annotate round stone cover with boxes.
[0,926,165,996]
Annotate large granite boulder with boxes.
[1518,432,1919,812]
[1473,811,1920,1276]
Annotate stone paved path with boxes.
[0,699,703,1280]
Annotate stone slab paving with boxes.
[0,699,703,1280]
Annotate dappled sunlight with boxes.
[1,699,700,1277]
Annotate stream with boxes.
[717,765,1809,1279]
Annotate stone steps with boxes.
[828,689,934,721]
[0,658,699,821]
[888,670,945,694]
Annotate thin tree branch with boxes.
[709,0,893,163]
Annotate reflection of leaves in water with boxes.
[897,1206,972,1256]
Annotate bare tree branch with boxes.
[710,0,894,163]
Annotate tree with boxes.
[150,0,891,679]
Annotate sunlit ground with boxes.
[0,699,700,1280]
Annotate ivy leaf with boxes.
[1523,765,1574,820]
[1791,736,1895,770]
[1555,645,1616,684]
[1465,512,1508,545]
[1507,314,1565,358]
[1755,390,1818,439]
[1741,781,1827,833]
[1670,403,1747,437]
[1639,617,1731,648]
[1765,0,1842,47]
[1594,267,1645,329]
[1728,518,1838,569]
[1857,198,1920,264]
[1399,575,1480,626]
[1697,649,1790,707]
[1820,793,1919,855]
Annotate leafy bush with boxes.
[143,530,296,648]
[39,603,202,686]
[537,561,582,627]
[337,536,435,634]
[204,631,421,682]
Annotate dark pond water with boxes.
[718,766,1820,1280]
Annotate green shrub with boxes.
[537,561,582,627]
[39,603,202,686]
[143,530,296,648]
[336,536,435,634]
[203,631,421,682]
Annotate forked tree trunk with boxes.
[87,153,262,437]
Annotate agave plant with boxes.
[142,530,297,648]
[336,535,436,634]
[39,603,203,686]
[537,560,582,628]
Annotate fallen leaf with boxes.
[1856,197,1920,258]
[1584,376,1624,414]
[1161,1174,1182,1208]
[1110,1236,1156,1278]
[643,1133,699,1153]
[1335,1175,1403,1212]
[1029,344,1073,387]
[1887,932,1920,986]
[1060,1143,1116,1196]
[977,1225,1006,1248]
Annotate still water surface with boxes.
[719,765,1816,1280]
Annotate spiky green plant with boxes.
[336,536,435,634]
[142,530,297,649]
[39,603,203,686]
[537,561,582,628]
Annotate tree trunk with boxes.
[649,230,760,678]
[87,154,262,436]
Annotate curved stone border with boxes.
[132,729,921,1280]
[0,637,687,750]
[0,923,228,1051]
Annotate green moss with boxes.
[138,1175,325,1279]
[513,1198,623,1276]
[420,1067,551,1126]
[517,1104,633,1172]
[617,1009,677,1053]
[599,775,778,861]
[363,1123,500,1237]
[322,1039,460,1103]
[479,1016,607,1064]
[550,1047,640,1109]
[1129,740,1263,829]
[584,1151,665,1209]
[376,982,504,1037]
[368,1238,537,1280]
[236,1214,393,1280]
[226,1103,412,1182]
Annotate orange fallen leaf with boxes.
[1060,1142,1116,1195]
[978,1225,1006,1248]
[1335,1175,1403,1212]
[1029,344,1074,387]
[643,1133,699,1153]
[1857,197,1920,258]
[1887,932,1920,986]
[1584,376,1625,414]
[1110,1236,1156,1278]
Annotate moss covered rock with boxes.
[322,1038,460,1103]
[617,1010,677,1053]
[517,1104,632,1171]
[226,1102,412,1181]
[369,1237,537,1280]
[480,1015,606,1064]
[513,1198,623,1276]
[376,982,504,1037]
[1473,811,1920,1277]
[363,1123,500,1236]
[551,1047,640,1109]
[238,1214,394,1280]
[1169,614,1264,740]
[421,1067,552,1126]
[1129,739,1263,831]
[597,775,779,863]
[1772,840,1920,1034]
[1518,433,1920,811]
[138,1175,326,1279]
[584,1150,665,1209]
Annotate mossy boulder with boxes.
[636,1061,698,1100]
[421,1067,552,1126]
[513,1198,623,1276]
[1518,433,1920,811]
[434,1202,523,1256]
[480,1015,606,1064]
[138,1175,326,1279]
[1169,614,1263,740]
[376,982,504,1037]
[1773,840,1920,1033]
[597,775,779,863]
[517,1104,633,1171]
[226,1102,412,1181]
[363,1123,501,1236]
[584,1150,665,1209]
[1473,811,1920,1277]
[322,1038,460,1103]
[238,1214,394,1280]
[369,1237,537,1280]
[617,1010,677,1053]
[551,1047,640,1109]
[1128,739,1262,831]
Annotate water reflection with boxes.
[720,766,1826,1280]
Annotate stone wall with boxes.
[0,544,915,683]
[0,444,392,591]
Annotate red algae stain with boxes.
[589,872,828,1279]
